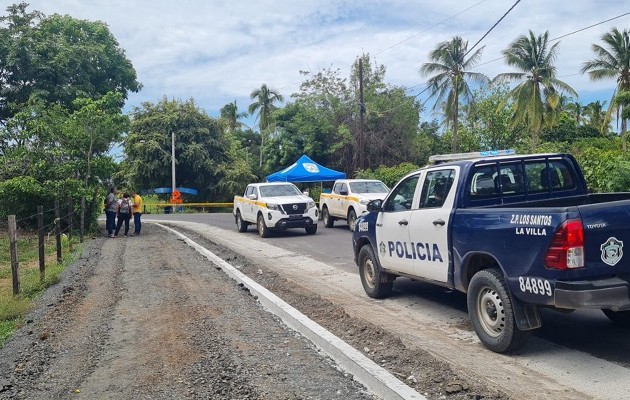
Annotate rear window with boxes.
[468,157,577,203]
[525,159,576,192]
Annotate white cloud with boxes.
[19,0,630,123]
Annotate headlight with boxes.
[359,199,370,205]
[266,203,281,211]
[306,201,316,210]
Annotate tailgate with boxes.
[579,199,630,276]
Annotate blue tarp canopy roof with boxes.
[266,155,346,183]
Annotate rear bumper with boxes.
[554,275,630,311]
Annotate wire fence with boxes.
[3,198,86,297]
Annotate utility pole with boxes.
[171,130,176,193]
[358,58,365,170]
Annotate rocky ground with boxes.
[0,223,507,399]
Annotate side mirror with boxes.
[339,190,349,196]
[302,191,310,196]
[247,193,258,200]
[366,199,383,212]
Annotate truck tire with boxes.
[257,214,270,238]
[602,309,630,327]
[359,245,393,298]
[235,211,248,232]
[322,206,334,228]
[347,209,357,231]
[467,269,530,353]
[305,224,318,235]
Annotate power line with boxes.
[381,10,630,115]
[465,0,522,57]
[374,0,491,56]
[471,10,630,70]
[278,0,493,92]
[550,11,630,42]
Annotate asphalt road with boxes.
[143,211,630,369]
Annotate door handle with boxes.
[433,219,445,226]
[398,219,408,226]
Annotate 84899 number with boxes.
[518,276,552,297]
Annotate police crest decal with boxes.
[379,241,386,255]
[600,237,623,266]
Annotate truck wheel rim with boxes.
[364,258,376,288]
[477,286,504,337]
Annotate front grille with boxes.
[282,203,307,215]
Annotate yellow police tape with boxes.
[148,202,234,208]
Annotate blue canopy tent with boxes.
[266,155,345,183]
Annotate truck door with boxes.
[244,185,256,221]
[408,167,458,283]
[331,182,344,218]
[375,172,423,276]
[339,182,351,217]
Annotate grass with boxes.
[0,232,81,347]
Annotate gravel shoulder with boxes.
[0,226,377,399]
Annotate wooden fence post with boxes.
[8,215,20,296]
[67,197,73,252]
[55,200,62,263]
[80,197,85,243]
[38,206,45,281]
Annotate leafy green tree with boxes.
[123,97,252,201]
[355,163,419,188]
[284,67,355,174]
[463,85,527,151]
[420,36,489,152]
[0,95,122,229]
[360,81,422,168]
[0,2,141,122]
[494,30,577,152]
[248,84,284,167]
[581,28,630,134]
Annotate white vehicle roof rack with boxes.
[429,149,516,164]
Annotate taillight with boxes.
[544,219,584,270]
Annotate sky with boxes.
[17,0,630,129]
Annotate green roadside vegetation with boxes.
[0,233,82,347]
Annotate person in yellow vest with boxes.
[131,190,143,236]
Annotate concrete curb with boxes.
[156,223,425,400]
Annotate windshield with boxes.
[259,184,302,197]
[349,181,389,194]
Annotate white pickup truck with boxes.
[233,182,318,238]
[319,179,389,231]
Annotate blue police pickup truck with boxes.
[352,150,630,353]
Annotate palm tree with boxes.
[566,100,586,126]
[494,30,576,152]
[219,100,247,133]
[581,28,630,135]
[420,36,489,152]
[585,100,609,135]
[248,84,284,167]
